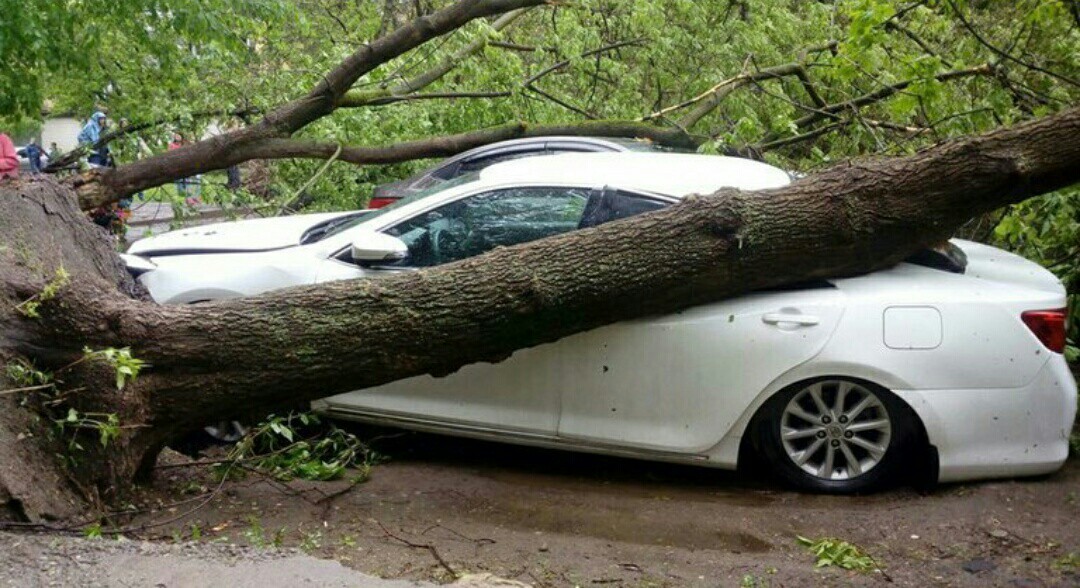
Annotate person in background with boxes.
[44,142,62,171]
[226,164,242,191]
[18,139,43,173]
[168,132,190,201]
[77,111,111,168]
[222,119,243,191]
[168,132,201,206]
[0,133,19,179]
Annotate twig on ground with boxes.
[377,520,458,578]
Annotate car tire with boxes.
[171,420,249,457]
[203,420,249,443]
[753,377,917,494]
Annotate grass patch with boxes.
[1055,553,1080,570]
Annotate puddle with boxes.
[469,497,773,552]
[474,466,776,507]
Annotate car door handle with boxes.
[762,313,820,326]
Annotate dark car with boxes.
[367,136,686,208]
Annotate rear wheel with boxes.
[755,378,915,493]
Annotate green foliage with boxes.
[4,0,1075,216]
[1057,552,1080,570]
[57,408,121,450]
[1,0,297,120]
[82,347,146,390]
[83,522,103,539]
[797,536,879,572]
[5,359,52,389]
[242,516,285,549]
[740,572,776,588]
[217,412,374,482]
[298,529,323,553]
[993,187,1080,355]
[15,267,69,319]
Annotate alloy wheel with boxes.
[779,380,892,481]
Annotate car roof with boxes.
[477,152,792,196]
[453,135,637,158]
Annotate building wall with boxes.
[41,118,81,153]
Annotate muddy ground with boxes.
[102,420,1077,588]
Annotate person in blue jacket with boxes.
[17,139,43,172]
[77,111,112,168]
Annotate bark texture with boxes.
[2,107,1079,521]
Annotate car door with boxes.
[319,186,592,435]
[555,284,845,453]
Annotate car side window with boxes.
[578,187,669,229]
[384,187,589,268]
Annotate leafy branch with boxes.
[14,267,69,319]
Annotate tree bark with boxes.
[1,107,1078,521]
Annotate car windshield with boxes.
[302,173,481,244]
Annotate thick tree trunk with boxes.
[2,107,1079,521]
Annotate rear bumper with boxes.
[895,357,1077,484]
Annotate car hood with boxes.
[127,211,359,257]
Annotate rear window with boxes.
[906,242,968,273]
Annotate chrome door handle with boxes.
[762,313,820,326]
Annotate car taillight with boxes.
[367,197,398,209]
[1021,308,1067,353]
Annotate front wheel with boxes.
[754,378,916,493]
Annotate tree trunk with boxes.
[2,107,1078,522]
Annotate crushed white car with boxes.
[125,153,1077,493]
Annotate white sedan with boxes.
[125,153,1077,493]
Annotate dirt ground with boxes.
[100,418,1076,588]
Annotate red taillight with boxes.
[367,197,398,209]
[1021,308,1067,353]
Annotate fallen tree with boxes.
[1,105,1078,522]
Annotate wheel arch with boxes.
[729,369,937,487]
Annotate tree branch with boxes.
[342,91,512,107]
[45,107,258,172]
[489,40,538,52]
[785,63,995,132]
[521,38,646,86]
[337,7,533,108]
[523,86,598,118]
[241,121,700,166]
[268,0,547,134]
[661,62,805,127]
[945,0,1079,88]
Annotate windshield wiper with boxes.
[300,212,371,245]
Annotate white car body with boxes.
[127,153,1077,485]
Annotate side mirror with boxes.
[350,232,409,264]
